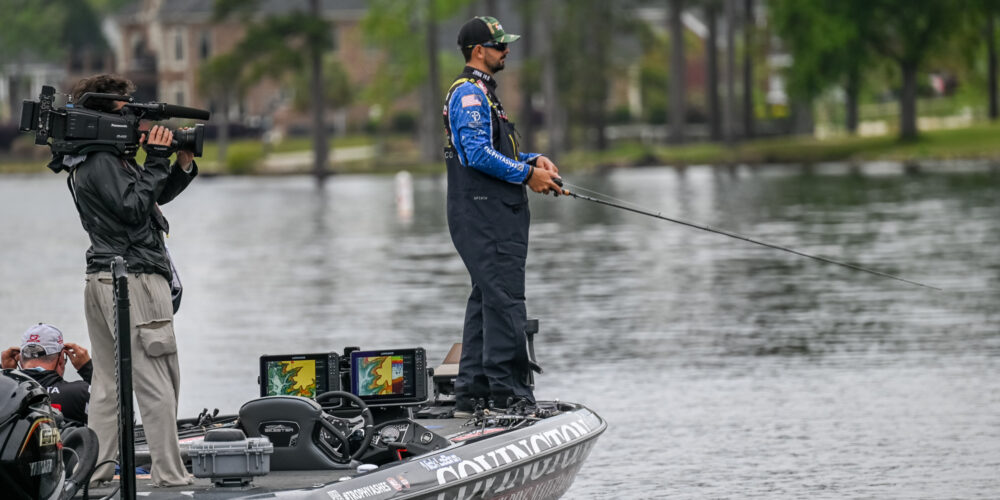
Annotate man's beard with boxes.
[488,58,505,73]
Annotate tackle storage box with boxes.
[188,428,273,485]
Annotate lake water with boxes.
[0,163,997,498]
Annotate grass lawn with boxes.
[4,124,1000,175]
[586,122,1000,169]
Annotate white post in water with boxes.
[395,170,414,221]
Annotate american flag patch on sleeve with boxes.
[461,94,482,108]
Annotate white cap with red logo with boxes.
[20,324,65,358]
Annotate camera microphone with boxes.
[123,102,211,121]
[161,104,210,121]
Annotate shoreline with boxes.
[5,122,1000,176]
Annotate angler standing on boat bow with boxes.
[443,16,564,414]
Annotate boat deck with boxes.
[81,416,491,498]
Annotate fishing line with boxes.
[560,182,649,211]
[555,180,942,291]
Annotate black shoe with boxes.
[492,394,536,412]
[453,395,482,418]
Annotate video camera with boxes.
[19,85,210,158]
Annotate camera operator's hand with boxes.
[141,125,174,158]
[175,127,194,170]
[177,150,194,169]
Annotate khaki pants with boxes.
[84,271,190,487]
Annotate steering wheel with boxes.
[315,391,374,463]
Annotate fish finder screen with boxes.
[259,353,339,398]
[354,355,409,396]
[349,348,427,406]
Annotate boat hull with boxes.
[87,403,606,500]
[312,406,605,500]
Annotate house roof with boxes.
[117,0,367,24]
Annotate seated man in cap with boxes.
[1,324,93,425]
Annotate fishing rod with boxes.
[551,179,941,291]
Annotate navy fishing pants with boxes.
[449,193,534,404]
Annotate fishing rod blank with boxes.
[552,179,941,291]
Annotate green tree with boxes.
[704,0,722,140]
[214,0,336,183]
[669,0,686,143]
[775,0,969,140]
[362,0,471,164]
[553,0,625,151]
[952,0,1000,120]
[865,0,967,140]
[517,0,540,153]
[197,53,249,168]
[770,0,874,135]
[0,0,109,120]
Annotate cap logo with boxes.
[488,21,503,35]
[28,334,40,342]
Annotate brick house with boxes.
[110,0,370,133]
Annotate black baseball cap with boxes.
[457,16,520,48]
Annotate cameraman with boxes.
[64,74,194,487]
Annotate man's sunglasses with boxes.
[479,42,508,51]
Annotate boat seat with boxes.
[238,396,350,470]
[432,343,462,396]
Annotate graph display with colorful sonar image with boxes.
[265,359,318,398]
[355,355,404,396]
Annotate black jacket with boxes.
[23,360,93,425]
[69,151,196,279]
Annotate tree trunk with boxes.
[899,60,918,141]
[845,69,859,134]
[7,75,20,124]
[791,96,814,135]
[519,0,535,152]
[592,1,610,150]
[217,96,230,167]
[742,0,754,139]
[723,0,736,145]
[309,0,329,184]
[541,0,565,156]
[669,0,685,144]
[988,14,998,120]
[705,1,721,141]
[419,0,442,163]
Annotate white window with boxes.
[173,29,185,63]
[163,82,186,106]
[199,31,211,60]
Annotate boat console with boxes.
[238,346,441,471]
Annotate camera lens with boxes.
[172,123,205,157]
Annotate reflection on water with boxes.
[0,164,997,498]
